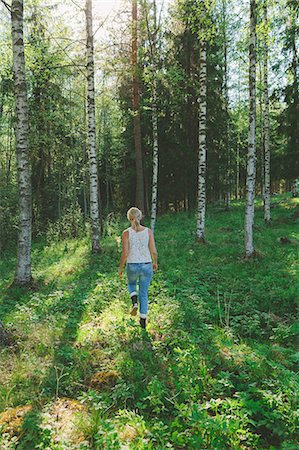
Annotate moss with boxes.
[89,370,119,389]
[0,405,32,436]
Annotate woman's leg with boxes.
[139,263,153,321]
[126,264,139,313]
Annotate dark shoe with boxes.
[140,318,146,329]
[130,294,138,316]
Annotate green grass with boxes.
[0,194,298,449]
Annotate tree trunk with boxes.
[263,0,271,224]
[12,0,33,285]
[85,0,100,252]
[222,0,231,210]
[132,0,145,212]
[245,0,257,258]
[149,0,159,234]
[150,77,159,233]
[259,60,264,198]
[196,41,207,243]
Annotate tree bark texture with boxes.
[150,65,159,233]
[12,0,33,285]
[132,0,145,212]
[149,0,159,234]
[196,41,207,243]
[263,0,271,224]
[86,0,100,252]
[245,0,257,257]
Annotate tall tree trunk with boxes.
[259,60,264,198]
[132,0,145,212]
[12,0,32,285]
[150,70,159,233]
[245,0,257,258]
[82,85,88,220]
[85,0,100,252]
[263,0,271,224]
[147,0,159,233]
[222,0,231,210]
[196,41,207,243]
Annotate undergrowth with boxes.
[0,194,298,449]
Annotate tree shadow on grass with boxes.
[1,244,120,448]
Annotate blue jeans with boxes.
[126,263,153,318]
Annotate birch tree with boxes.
[196,39,207,242]
[143,0,160,233]
[11,0,33,284]
[245,0,257,257]
[192,0,215,242]
[263,0,271,224]
[132,0,145,212]
[85,0,100,252]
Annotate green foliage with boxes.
[0,195,298,449]
[46,203,86,243]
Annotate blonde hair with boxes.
[127,207,142,231]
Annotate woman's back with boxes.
[126,227,152,263]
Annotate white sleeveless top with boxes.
[127,227,152,263]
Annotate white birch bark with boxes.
[196,41,207,243]
[149,0,159,234]
[85,0,100,252]
[12,0,32,284]
[263,0,271,224]
[150,68,159,233]
[245,0,257,257]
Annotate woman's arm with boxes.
[118,230,129,277]
[148,229,158,271]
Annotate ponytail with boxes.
[127,207,142,230]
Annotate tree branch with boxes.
[0,0,11,12]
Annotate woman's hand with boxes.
[118,269,123,278]
[153,263,158,271]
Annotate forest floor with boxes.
[0,194,298,449]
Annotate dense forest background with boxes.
[0,0,298,252]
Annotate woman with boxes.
[118,207,158,329]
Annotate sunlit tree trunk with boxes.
[132,0,145,212]
[245,0,257,258]
[147,0,159,234]
[85,0,100,252]
[12,0,33,285]
[196,41,207,243]
[263,0,271,224]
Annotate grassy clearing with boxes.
[0,194,298,449]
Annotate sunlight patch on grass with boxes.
[36,240,90,285]
[38,397,87,446]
